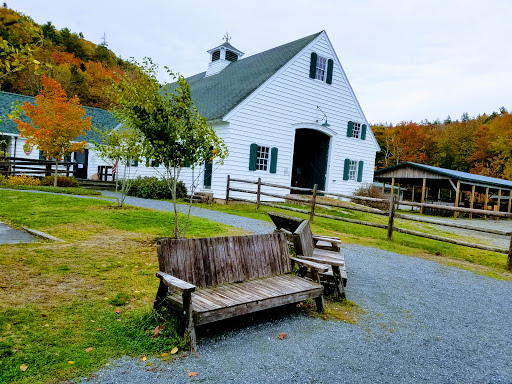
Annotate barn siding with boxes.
[215,33,377,200]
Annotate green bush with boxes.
[351,184,388,210]
[40,175,80,188]
[127,176,187,200]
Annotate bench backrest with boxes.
[268,211,304,233]
[293,220,315,258]
[157,233,291,288]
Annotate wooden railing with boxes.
[225,175,512,270]
[0,157,77,177]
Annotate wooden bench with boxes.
[293,220,347,299]
[154,233,328,351]
[268,211,342,251]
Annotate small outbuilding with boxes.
[374,162,512,216]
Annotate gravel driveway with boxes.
[80,244,512,384]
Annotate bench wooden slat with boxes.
[168,275,321,315]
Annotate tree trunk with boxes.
[54,158,59,187]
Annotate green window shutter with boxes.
[39,150,44,160]
[347,121,354,137]
[64,154,71,162]
[361,124,367,140]
[133,159,138,167]
[357,161,364,182]
[343,159,350,180]
[309,52,317,79]
[145,158,150,167]
[154,160,159,167]
[270,147,278,174]
[184,160,190,168]
[249,143,258,171]
[326,59,334,84]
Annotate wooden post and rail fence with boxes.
[225,175,512,270]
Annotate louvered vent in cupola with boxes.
[212,50,220,61]
[225,51,238,62]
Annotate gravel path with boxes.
[100,191,274,235]
[80,244,512,384]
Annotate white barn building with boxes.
[1,31,378,200]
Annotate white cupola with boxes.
[205,37,244,77]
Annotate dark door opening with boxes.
[291,129,329,193]
[74,149,88,179]
[204,146,213,189]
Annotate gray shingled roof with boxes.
[375,162,512,190]
[164,32,322,121]
[0,91,118,142]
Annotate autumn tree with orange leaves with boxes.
[11,76,91,187]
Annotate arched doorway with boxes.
[291,129,330,192]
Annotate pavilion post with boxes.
[396,183,400,210]
[484,187,489,218]
[390,177,395,197]
[411,185,415,211]
[420,178,426,215]
[469,184,475,219]
[454,180,460,219]
[508,190,512,213]
[497,189,502,212]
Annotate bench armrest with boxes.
[313,235,342,244]
[290,256,329,273]
[156,272,196,293]
[299,255,344,267]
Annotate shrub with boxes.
[40,175,80,187]
[127,176,187,200]
[0,174,6,184]
[6,175,41,186]
[351,184,388,210]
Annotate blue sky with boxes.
[13,0,512,125]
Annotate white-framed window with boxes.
[256,146,270,171]
[315,55,327,81]
[352,122,361,139]
[348,160,358,181]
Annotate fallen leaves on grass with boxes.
[41,314,47,318]
[142,356,147,361]
[68,361,74,364]
[277,332,287,340]
[6,323,11,331]
[114,309,121,314]
[187,372,198,377]
[20,364,28,372]
[170,347,178,355]
[161,353,169,357]
[85,347,93,353]
[96,328,104,332]
[153,325,166,339]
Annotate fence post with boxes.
[256,177,262,210]
[310,184,318,223]
[387,194,395,240]
[225,175,230,205]
[508,235,512,271]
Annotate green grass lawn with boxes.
[0,190,245,384]
[194,201,512,279]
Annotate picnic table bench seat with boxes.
[154,233,328,351]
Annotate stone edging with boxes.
[23,227,64,242]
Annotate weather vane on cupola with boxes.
[222,32,231,43]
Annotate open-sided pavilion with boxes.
[374,162,512,217]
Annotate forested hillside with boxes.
[0,5,137,109]
[372,108,512,180]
